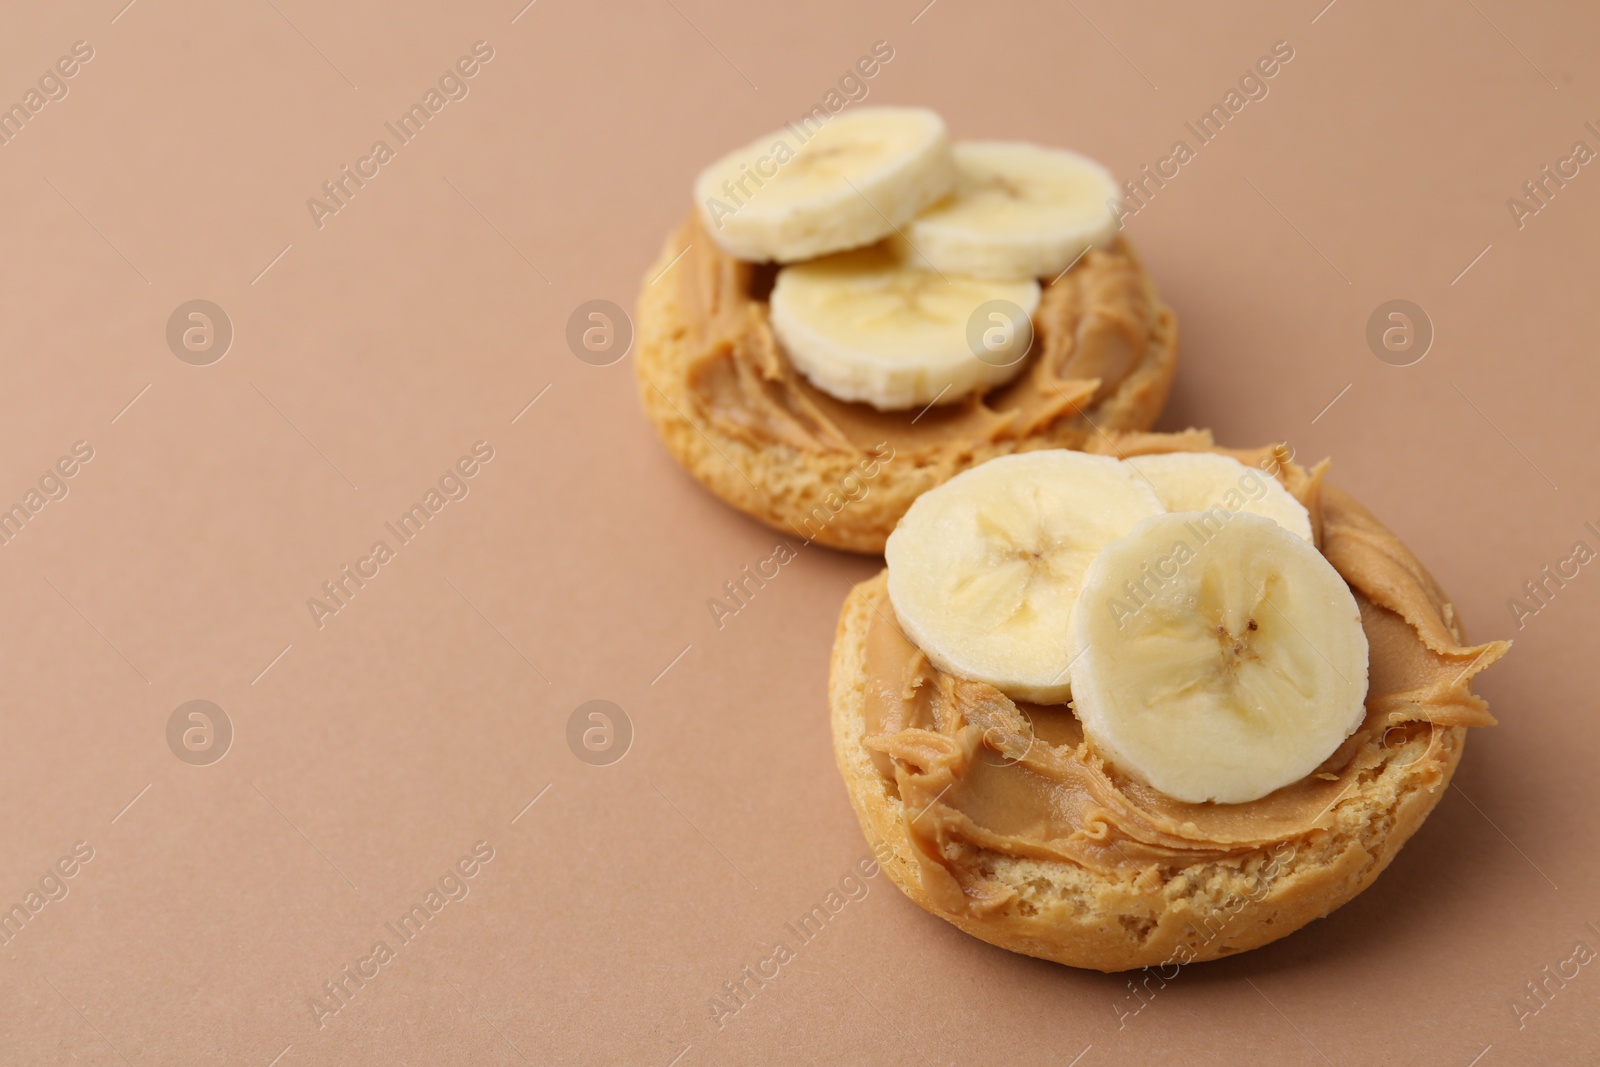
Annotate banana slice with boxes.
[1069,512,1369,804]
[694,107,955,263]
[769,245,1041,410]
[897,142,1120,280]
[886,451,1164,703]
[1124,452,1313,541]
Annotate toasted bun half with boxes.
[830,570,1471,972]
[635,227,1177,555]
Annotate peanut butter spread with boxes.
[672,215,1169,457]
[859,447,1509,915]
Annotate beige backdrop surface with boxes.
[0,0,1595,1063]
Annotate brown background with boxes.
[0,0,1594,1063]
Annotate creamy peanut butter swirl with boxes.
[671,215,1170,457]
[859,443,1509,915]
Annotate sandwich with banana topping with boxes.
[637,106,1178,553]
[829,434,1509,970]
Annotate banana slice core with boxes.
[899,141,1121,280]
[693,106,954,263]
[770,246,1041,410]
[1069,512,1368,804]
[885,450,1163,703]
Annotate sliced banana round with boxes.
[1124,452,1313,541]
[693,106,955,263]
[1069,512,1369,804]
[886,451,1164,704]
[769,245,1041,410]
[896,142,1120,280]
